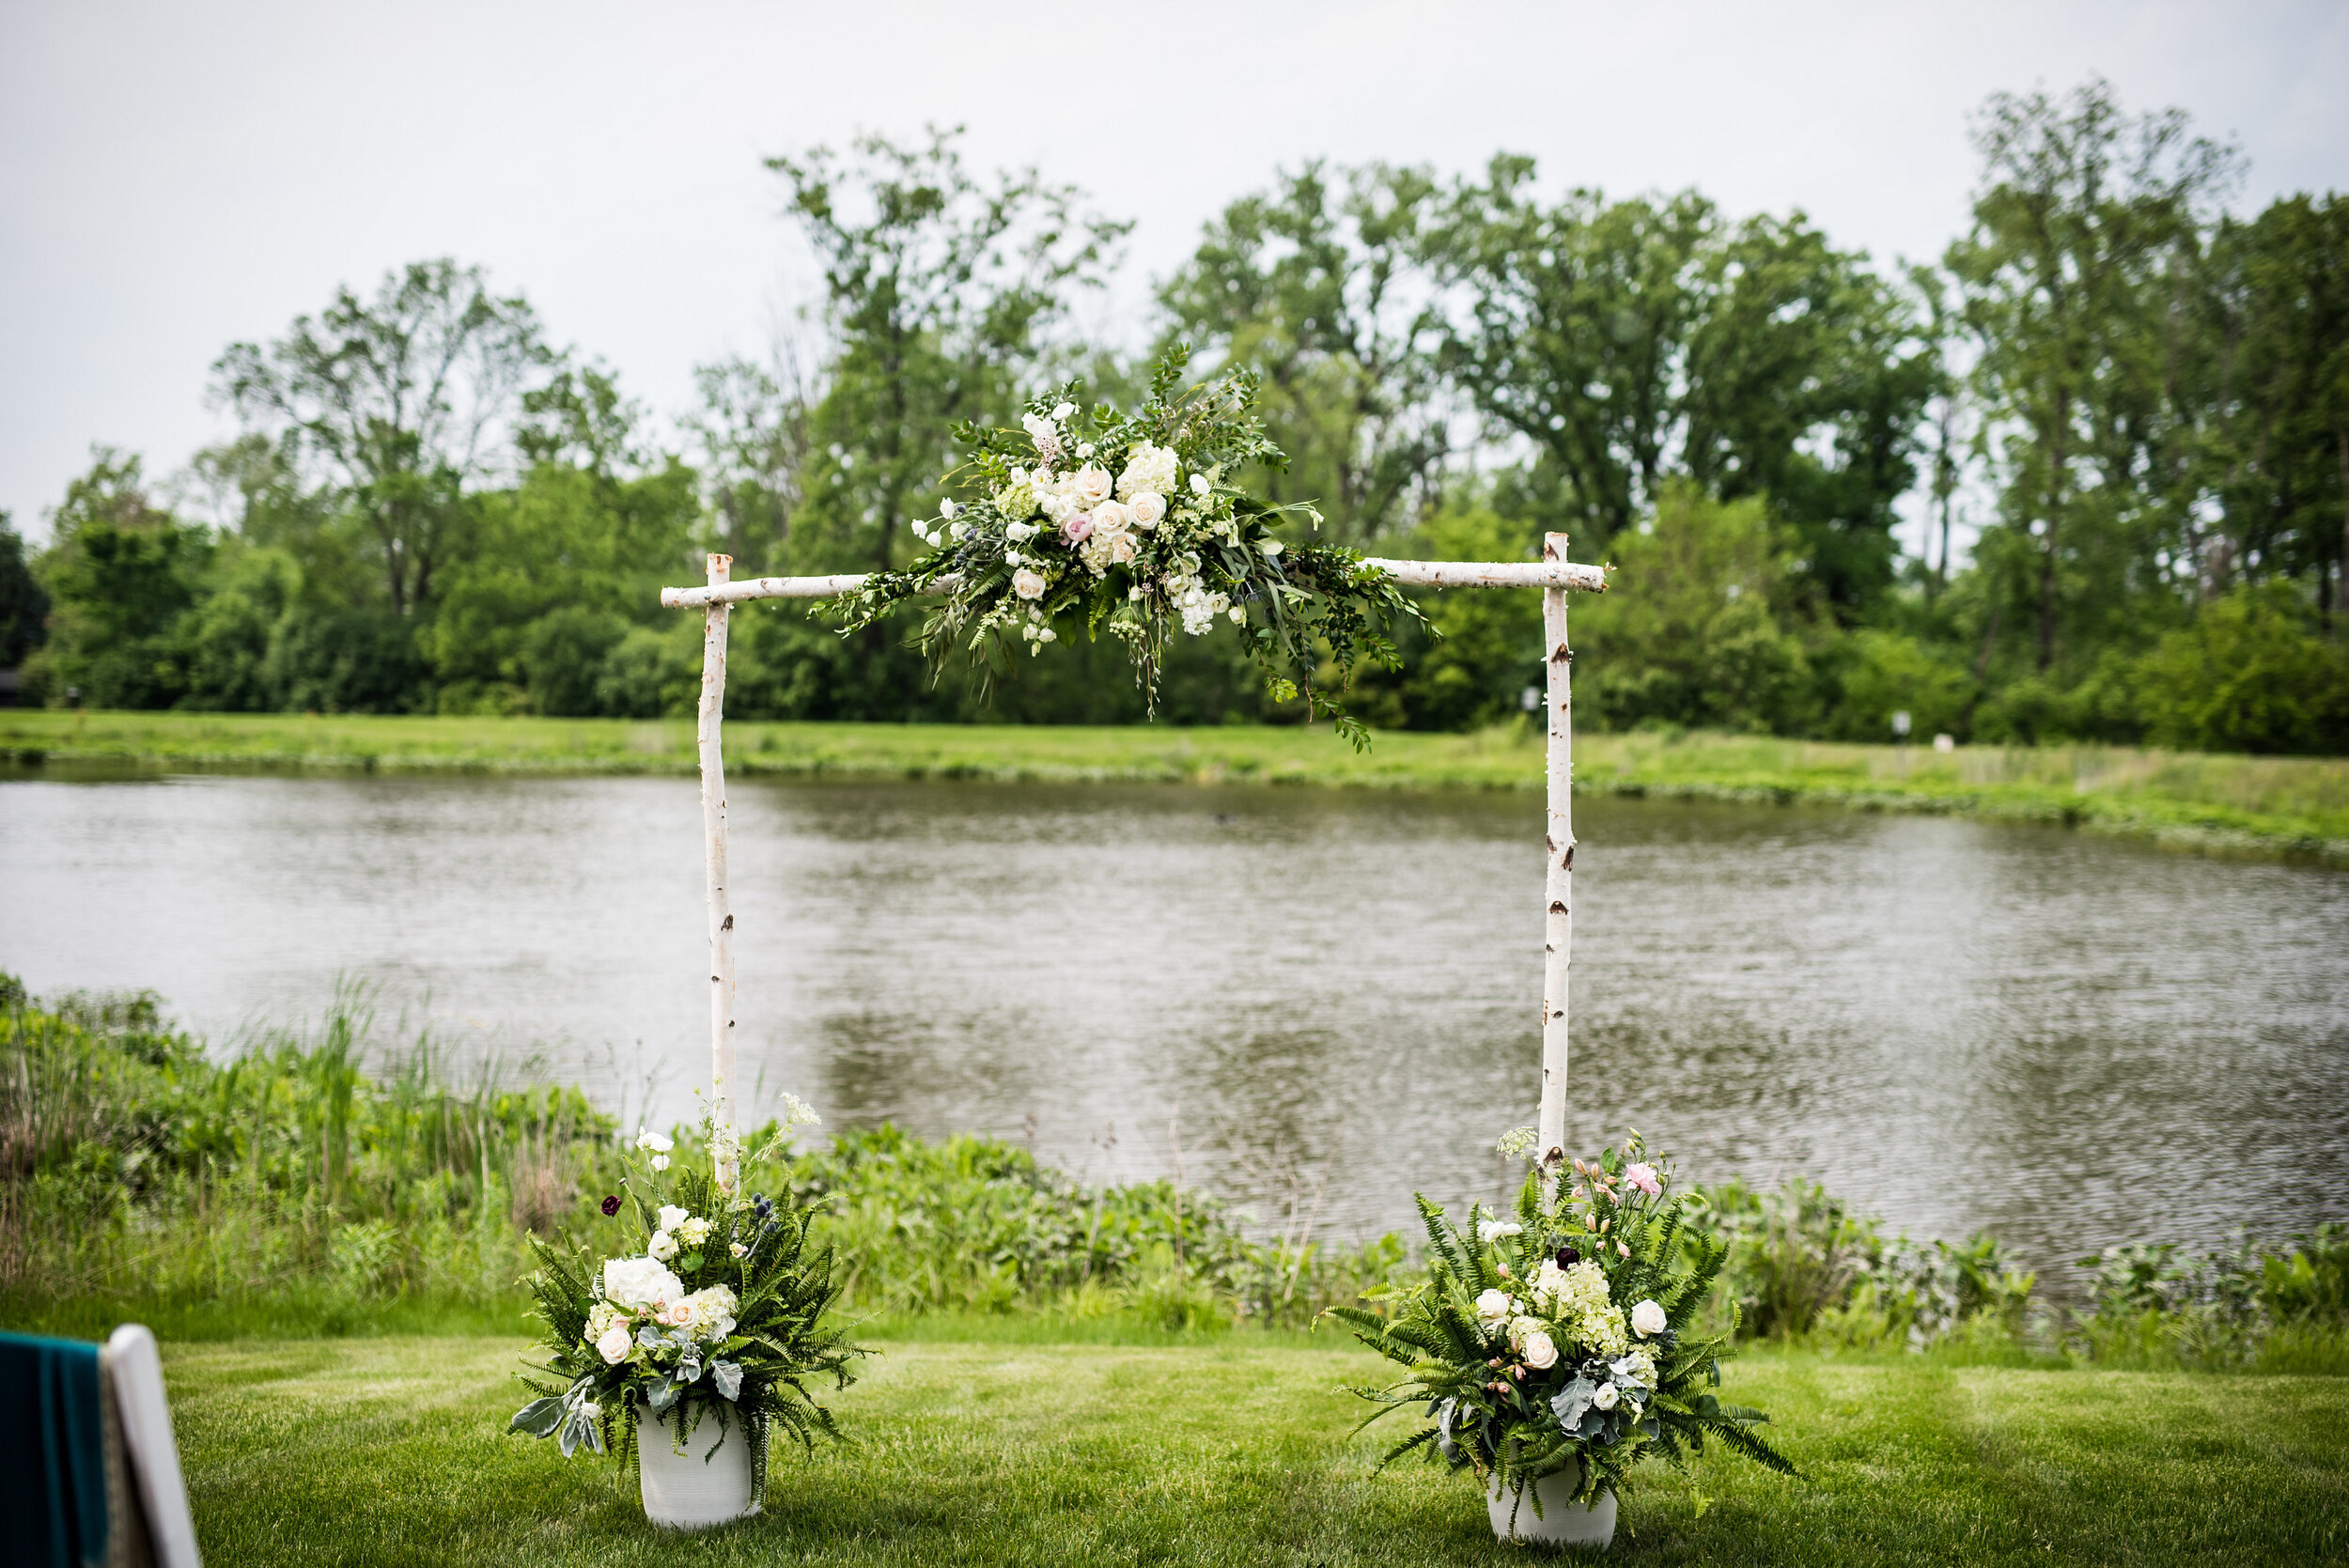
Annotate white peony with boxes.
[1631,1298,1668,1339]
[1592,1382,1620,1411]
[646,1231,678,1263]
[595,1324,633,1364]
[1128,491,1165,528]
[1474,1289,1515,1327]
[1012,567,1047,600]
[657,1205,691,1234]
[1519,1330,1559,1370]
[601,1255,683,1311]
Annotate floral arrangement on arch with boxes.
[832,346,1427,747]
[506,1104,862,1495]
[1327,1131,1794,1521]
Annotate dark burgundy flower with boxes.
[1554,1246,1580,1269]
[599,1195,621,1217]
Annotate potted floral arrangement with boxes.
[1327,1131,1794,1546]
[508,1112,862,1529]
[832,345,1425,748]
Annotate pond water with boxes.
[5,769,2345,1284]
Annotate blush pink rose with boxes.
[1061,514,1094,542]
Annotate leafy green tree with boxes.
[1947,76,2239,674]
[0,512,48,670]
[1159,162,1450,543]
[26,449,210,708]
[687,349,814,571]
[1571,484,1821,733]
[211,259,555,617]
[2134,583,2349,753]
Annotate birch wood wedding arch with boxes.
[660,535,1609,1195]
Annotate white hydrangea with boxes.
[1117,443,1179,501]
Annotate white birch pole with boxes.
[697,552,739,1193]
[1537,532,1576,1184]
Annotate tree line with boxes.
[5,77,2345,752]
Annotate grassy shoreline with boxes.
[8,708,2348,862]
[162,1334,2348,1566]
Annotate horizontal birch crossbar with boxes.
[657,557,1607,610]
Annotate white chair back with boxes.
[102,1326,202,1568]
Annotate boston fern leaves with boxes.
[1326,1133,1795,1512]
[509,1128,863,1497]
[831,345,1427,749]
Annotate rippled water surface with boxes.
[5,770,2344,1280]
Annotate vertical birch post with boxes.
[1537,533,1575,1183]
[697,552,739,1193]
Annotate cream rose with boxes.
[1091,499,1130,535]
[1631,1298,1668,1338]
[1107,533,1138,566]
[1070,467,1113,507]
[1128,491,1165,528]
[1012,567,1047,600]
[1519,1330,1559,1370]
[1474,1288,1515,1327]
[1592,1383,1620,1411]
[595,1324,633,1364]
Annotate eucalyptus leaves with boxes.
[1328,1133,1795,1516]
[831,346,1426,748]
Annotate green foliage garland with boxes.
[1328,1132,1794,1520]
[831,347,1428,748]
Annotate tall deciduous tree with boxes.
[211,259,554,616]
[1159,162,1451,543]
[1947,76,2239,672]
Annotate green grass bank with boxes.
[168,1334,2346,1566]
[8,709,2348,862]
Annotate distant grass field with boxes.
[164,1334,2347,1566]
[7,709,2347,861]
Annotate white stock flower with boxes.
[595,1324,633,1364]
[601,1256,683,1311]
[1519,1330,1559,1370]
[1592,1382,1620,1411]
[1477,1219,1523,1244]
[1128,491,1166,528]
[1473,1289,1515,1327]
[646,1230,678,1263]
[657,1205,691,1234]
[1012,567,1047,600]
[1631,1298,1668,1339]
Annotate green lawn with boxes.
[164,1335,2346,1565]
[8,709,2348,861]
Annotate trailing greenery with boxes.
[1331,1134,1791,1513]
[163,1337,2349,1566]
[832,349,1425,745]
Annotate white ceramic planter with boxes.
[1487,1463,1617,1548]
[636,1402,759,1529]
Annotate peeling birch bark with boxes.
[1537,533,1575,1185]
[1359,558,1609,592]
[697,553,739,1193]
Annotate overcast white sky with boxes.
[2,1,2342,547]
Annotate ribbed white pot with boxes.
[636,1402,759,1529]
[1486,1463,1617,1548]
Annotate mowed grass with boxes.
[166,1336,2348,1566]
[8,709,2348,861]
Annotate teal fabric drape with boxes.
[0,1329,112,1568]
